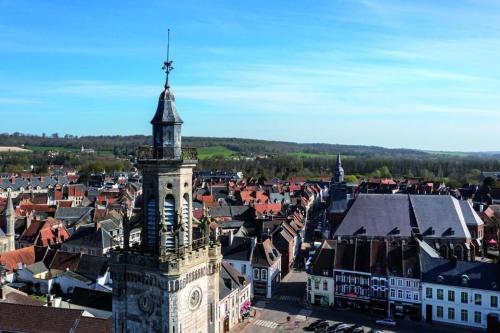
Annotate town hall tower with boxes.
[110,43,222,333]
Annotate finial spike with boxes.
[162,29,174,90]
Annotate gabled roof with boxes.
[252,239,280,267]
[310,240,336,276]
[63,224,113,250]
[48,251,81,271]
[222,236,254,261]
[75,254,109,280]
[0,246,47,271]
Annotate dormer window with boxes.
[461,274,469,285]
[437,275,444,283]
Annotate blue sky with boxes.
[1,0,500,151]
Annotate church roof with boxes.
[151,88,183,124]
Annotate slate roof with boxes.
[63,224,112,250]
[222,236,254,261]
[55,207,93,223]
[457,200,483,226]
[310,240,336,276]
[151,88,183,124]
[252,239,280,267]
[75,254,109,280]
[48,251,81,271]
[410,195,471,238]
[335,194,414,237]
[69,287,112,311]
[420,244,500,291]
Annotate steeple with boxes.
[5,192,15,251]
[333,153,345,183]
[151,29,183,159]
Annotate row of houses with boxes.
[307,238,500,331]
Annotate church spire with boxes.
[5,192,15,251]
[151,29,183,159]
[333,153,345,183]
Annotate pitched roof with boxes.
[335,194,414,237]
[252,239,280,267]
[310,240,336,276]
[420,246,500,291]
[75,254,109,280]
[0,246,47,271]
[222,236,254,261]
[0,303,83,333]
[48,251,81,271]
[69,287,112,311]
[410,195,471,238]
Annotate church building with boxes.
[110,51,222,333]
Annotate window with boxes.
[308,279,311,288]
[406,291,411,300]
[474,294,482,306]
[437,306,443,318]
[314,279,320,290]
[448,290,455,302]
[241,264,246,275]
[398,290,403,299]
[474,311,481,324]
[261,269,268,281]
[390,278,395,286]
[323,280,328,291]
[437,289,443,300]
[413,292,419,301]
[492,295,498,308]
[373,279,378,286]
[426,288,432,299]
[390,289,395,298]
[406,280,411,288]
[398,279,403,287]
[253,268,260,280]
[461,292,468,304]
[448,308,455,320]
[461,309,468,322]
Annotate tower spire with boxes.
[333,152,345,183]
[162,29,174,90]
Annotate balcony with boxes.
[137,146,198,161]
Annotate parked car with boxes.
[375,318,398,327]
[349,326,365,333]
[304,320,328,331]
[332,323,351,332]
[323,322,345,332]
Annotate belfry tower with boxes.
[110,34,222,333]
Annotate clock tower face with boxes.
[189,287,202,310]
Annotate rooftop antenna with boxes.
[162,29,174,90]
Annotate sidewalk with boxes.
[233,307,262,332]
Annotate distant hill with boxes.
[0,133,434,159]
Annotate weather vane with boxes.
[162,29,174,89]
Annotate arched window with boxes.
[182,194,190,246]
[164,195,176,251]
[145,198,156,247]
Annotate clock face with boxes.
[137,293,154,315]
[189,287,202,310]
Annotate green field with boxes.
[424,150,471,157]
[197,145,238,159]
[287,152,354,159]
[25,145,114,156]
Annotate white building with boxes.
[421,247,500,331]
[307,240,335,306]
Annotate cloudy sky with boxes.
[1,0,500,151]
